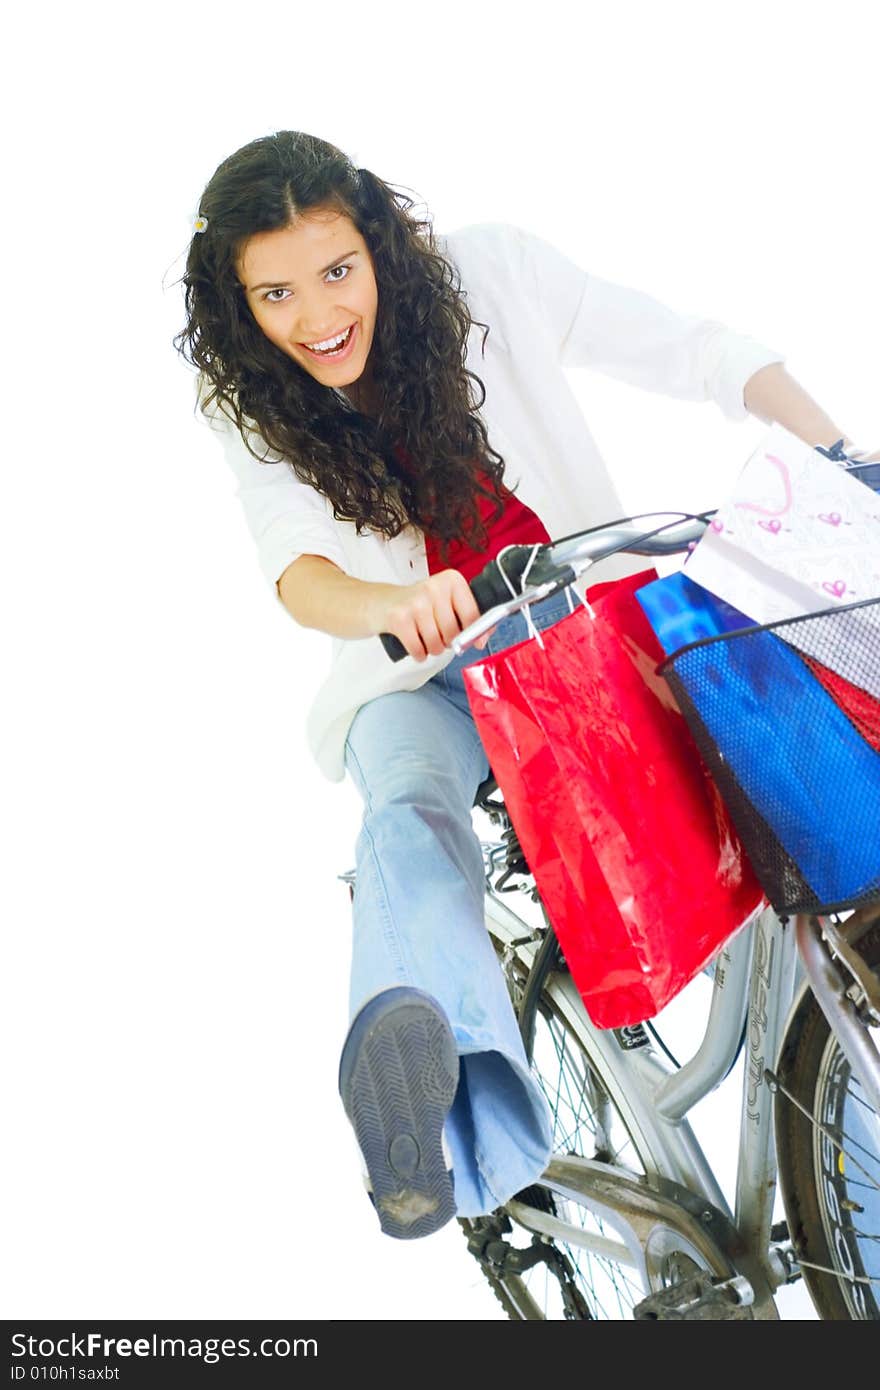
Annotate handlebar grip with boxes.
[379,631,409,661]
[378,545,553,663]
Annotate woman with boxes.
[175,129,872,1241]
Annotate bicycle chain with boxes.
[462,1206,593,1319]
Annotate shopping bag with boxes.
[639,569,880,751]
[654,595,880,916]
[638,573,880,914]
[684,423,880,695]
[635,570,754,654]
[462,572,765,1028]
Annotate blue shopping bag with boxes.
[636,571,752,654]
[637,573,880,914]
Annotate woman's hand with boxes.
[369,569,493,662]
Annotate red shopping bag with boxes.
[463,572,765,1028]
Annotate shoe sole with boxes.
[339,988,459,1240]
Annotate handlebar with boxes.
[378,449,880,662]
[379,512,712,662]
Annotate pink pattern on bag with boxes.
[735,453,793,517]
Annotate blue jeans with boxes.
[343,589,575,1218]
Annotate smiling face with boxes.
[237,207,379,395]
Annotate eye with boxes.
[326,264,351,282]
[263,288,291,303]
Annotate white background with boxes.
[4,0,877,1323]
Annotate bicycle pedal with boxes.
[633,1272,754,1320]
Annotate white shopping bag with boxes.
[685,423,880,695]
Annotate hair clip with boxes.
[192,213,209,235]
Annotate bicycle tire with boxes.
[775,913,880,1320]
[460,910,730,1320]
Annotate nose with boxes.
[297,289,346,343]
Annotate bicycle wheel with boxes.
[775,912,880,1320]
[460,911,727,1320]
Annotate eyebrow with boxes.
[247,249,361,293]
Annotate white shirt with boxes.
[204,222,784,782]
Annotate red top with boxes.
[393,445,551,582]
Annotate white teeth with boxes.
[306,326,352,352]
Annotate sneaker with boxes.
[339,987,459,1240]
[356,1126,455,1196]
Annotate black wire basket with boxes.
[659,595,880,917]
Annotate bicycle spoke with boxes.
[516,1003,653,1318]
[845,1084,877,1117]
[795,1258,880,1287]
[539,1024,639,1171]
[597,1253,642,1317]
[836,1129,880,1168]
[553,1050,592,1146]
[770,1069,880,1192]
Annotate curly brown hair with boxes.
[173,130,513,561]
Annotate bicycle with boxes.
[342,452,880,1321]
